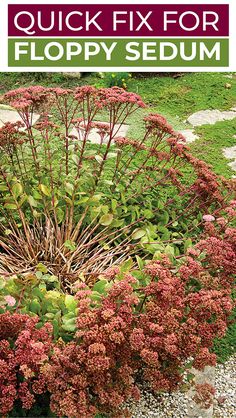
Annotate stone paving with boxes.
[70,122,129,144]
[223,145,236,172]
[179,129,199,143]
[0,107,40,128]
[70,123,198,145]
[187,108,236,127]
[222,135,236,175]
[187,366,215,418]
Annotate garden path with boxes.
[70,122,129,144]
[0,105,40,128]
[187,108,236,127]
[223,136,236,177]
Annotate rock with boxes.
[179,129,199,143]
[69,121,129,145]
[186,366,215,418]
[223,146,236,160]
[225,83,232,89]
[217,396,227,405]
[187,109,236,127]
[228,160,236,171]
[0,108,40,128]
[223,144,236,173]
[220,111,236,120]
[62,72,81,79]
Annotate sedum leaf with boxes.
[99,213,114,226]
[65,295,77,311]
[4,203,17,210]
[12,182,23,199]
[64,240,77,251]
[93,280,108,294]
[28,195,39,207]
[65,182,74,196]
[39,184,51,197]
[132,229,146,240]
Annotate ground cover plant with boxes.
[192,119,236,178]
[0,84,235,417]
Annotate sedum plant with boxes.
[0,86,234,288]
[0,312,53,416]
[0,203,235,417]
[0,265,79,339]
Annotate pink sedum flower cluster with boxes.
[40,225,235,417]
[0,313,53,416]
[1,223,235,417]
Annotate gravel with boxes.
[213,355,236,418]
[129,355,236,418]
[129,387,190,417]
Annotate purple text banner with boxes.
[8,4,229,37]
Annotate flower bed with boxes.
[0,86,235,417]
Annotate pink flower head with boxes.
[203,215,215,222]
[4,295,16,307]
[144,113,175,135]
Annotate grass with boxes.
[129,72,236,118]
[213,323,236,363]
[213,294,236,364]
[191,119,236,178]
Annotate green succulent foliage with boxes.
[0,267,79,341]
[0,266,116,340]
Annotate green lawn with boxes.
[129,72,236,118]
[192,119,236,178]
[213,292,236,364]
